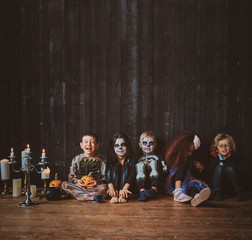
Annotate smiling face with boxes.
[216,139,231,157]
[139,137,156,155]
[114,138,127,159]
[80,135,99,157]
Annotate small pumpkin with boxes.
[81,172,97,188]
[49,173,62,188]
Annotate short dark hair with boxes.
[81,131,99,143]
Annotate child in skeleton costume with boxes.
[164,131,211,207]
[61,132,108,202]
[136,131,165,201]
[106,133,136,203]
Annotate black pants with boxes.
[171,163,188,189]
[212,165,242,193]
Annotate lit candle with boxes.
[26,144,30,153]
[41,167,50,179]
[42,149,46,157]
[10,148,14,157]
[1,159,10,180]
[13,179,22,197]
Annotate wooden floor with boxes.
[0,192,252,240]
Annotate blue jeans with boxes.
[212,165,242,193]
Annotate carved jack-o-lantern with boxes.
[49,180,62,188]
[81,175,95,187]
[49,173,62,188]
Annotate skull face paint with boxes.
[140,137,156,155]
[114,138,127,157]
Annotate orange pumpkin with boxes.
[49,173,62,188]
[81,175,95,187]
[49,180,62,188]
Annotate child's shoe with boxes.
[191,187,211,207]
[212,191,222,201]
[94,194,105,203]
[236,191,245,202]
[143,188,158,199]
[173,188,192,202]
[138,191,148,201]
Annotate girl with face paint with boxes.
[164,130,211,207]
[106,133,136,203]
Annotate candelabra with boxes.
[8,147,49,207]
[1,181,9,194]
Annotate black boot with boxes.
[212,191,222,201]
[236,191,245,202]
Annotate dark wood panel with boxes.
[0,0,251,188]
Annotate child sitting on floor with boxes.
[136,131,164,201]
[106,132,136,203]
[208,133,244,201]
[62,131,108,202]
[164,130,211,207]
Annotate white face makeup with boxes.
[114,138,127,157]
[140,137,155,155]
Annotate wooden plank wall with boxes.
[0,0,251,187]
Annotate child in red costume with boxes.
[208,133,244,201]
[164,131,211,207]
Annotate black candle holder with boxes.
[9,149,49,207]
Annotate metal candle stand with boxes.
[1,181,9,195]
[8,150,49,207]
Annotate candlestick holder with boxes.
[21,173,27,195]
[9,149,49,207]
[41,179,48,194]
[1,180,9,195]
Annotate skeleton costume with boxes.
[136,154,162,190]
[136,136,166,191]
[61,153,108,202]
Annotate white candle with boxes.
[30,185,36,198]
[21,151,26,171]
[41,167,50,179]
[10,148,14,157]
[13,179,21,197]
[42,149,46,157]
[26,144,30,153]
[1,159,10,180]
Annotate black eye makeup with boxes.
[142,141,154,146]
[114,143,126,148]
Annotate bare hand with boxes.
[107,184,117,197]
[193,161,204,172]
[85,180,97,189]
[76,179,83,187]
[119,188,132,199]
[144,161,150,169]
